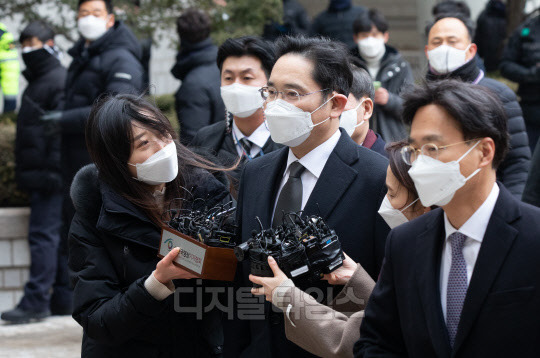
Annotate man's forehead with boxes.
[269,54,314,86]
[429,18,469,40]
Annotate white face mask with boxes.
[78,15,109,41]
[358,36,385,59]
[264,96,334,147]
[128,142,178,186]
[427,44,471,74]
[340,98,367,137]
[22,46,41,53]
[408,140,481,207]
[220,83,264,118]
[378,195,420,229]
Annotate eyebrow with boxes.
[266,81,307,92]
[133,131,147,142]
[408,134,443,144]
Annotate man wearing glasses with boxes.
[225,36,389,358]
[356,79,540,357]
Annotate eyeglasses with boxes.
[400,139,481,165]
[259,86,330,102]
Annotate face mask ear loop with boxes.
[400,197,420,213]
[456,140,481,162]
[310,94,336,115]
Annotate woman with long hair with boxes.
[69,94,230,357]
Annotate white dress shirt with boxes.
[231,121,270,158]
[272,129,341,223]
[440,182,500,321]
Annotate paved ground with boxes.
[0,316,81,357]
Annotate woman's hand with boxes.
[249,256,289,303]
[154,247,198,285]
[322,252,357,285]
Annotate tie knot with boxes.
[239,138,252,152]
[449,232,467,252]
[288,161,305,178]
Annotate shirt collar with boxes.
[231,120,270,149]
[443,182,500,243]
[284,129,341,179]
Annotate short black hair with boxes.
[353,8,389,34]
[425,13,476,40]
[402,79,509,169]
[19,21,55,44]
[432,1,471,18]
[274,35,352,97]
[78,0,113,14]
[176,8,211,44]
[349,64,374,101]
[217,36,276,78]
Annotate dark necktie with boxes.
[239,138,253,157]
[272,161,305,227]
[446,232,468,347]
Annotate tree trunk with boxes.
[506,0,526,37]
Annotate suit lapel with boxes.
[303,130,358,220]
[251,148,289,228]
[415,210,452,358]
[452,185,520,354]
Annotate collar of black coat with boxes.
[68,21,142,61]
[426,55,480,83]
[171,38,217,81]
[22,49,62,82]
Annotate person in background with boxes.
[500,13,540,153]
[1,21,65,324]
[69,94,230,357]
[247,141,429,358]
[352,9,413,142]
[425,14,530,200]
[226,35,389,358]
[474,0,507,72]
[172,8,224,144]
[355,79,540,358]
[263,0,311,41]
[39,0,144,316]
[310,0,366,51]
[190,36,281,190]
[523,138,540,207]
[0,22,19,113]
[340,63,386,156]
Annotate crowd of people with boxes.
[0,0,539,357]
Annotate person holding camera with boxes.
[248,141,430,358]
[68,94,230,357]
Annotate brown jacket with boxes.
[272,264,375,358]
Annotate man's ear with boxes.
[478,137,495,169]
[467,43,478,61]
[362,98,374,121]
[45,39,55,47]
[383,32,389,44]
[330,94,349,119]
[106,14,115,29]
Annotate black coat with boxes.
[353,45,415,142]
[263,0,311,41]
[61,21,144,185]
[500,15,540,104]
[15,49,65,192]
[427,59,531,199]
[226,129,390,358]
[171,38,225,144]
[355,184,540,358]
[310,4,366,51]
[190,120,282,189]
[68,164,230,358]
[474,0,507,72]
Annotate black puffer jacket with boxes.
[500,15,540,104]
[68,164,230,358]
[171,38,224,144]
[427,59,532,199]
[523,139,540,207]
[15,49,65,192]
[61,21,144,184]
[353,45,414,142]
[474,0,507,72]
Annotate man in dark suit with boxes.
[190,36,282,189]
[225,36,389,358]
[355,80,540,357]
